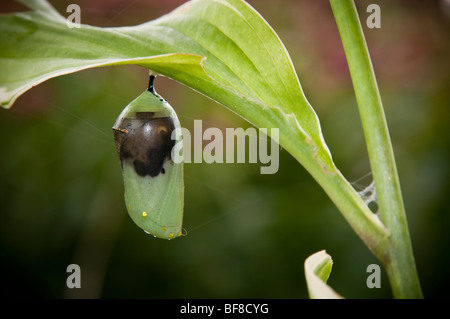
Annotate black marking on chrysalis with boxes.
[148,74,166,102]
[148,75,156,94]
[117,115,175,178]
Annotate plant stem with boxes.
[329,0,422,298]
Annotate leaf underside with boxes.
[304,250,343,299]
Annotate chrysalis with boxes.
[113,75,184,240]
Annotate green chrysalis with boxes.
[113,75,184,240]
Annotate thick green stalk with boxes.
[329,0,422,298]
[287,143,390,264]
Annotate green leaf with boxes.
[304,250,343,299]
[0,0,334,172]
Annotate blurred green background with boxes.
[0,0,449,298]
